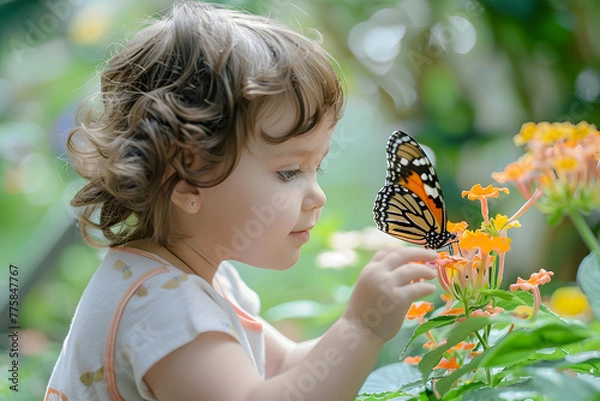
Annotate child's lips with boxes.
[290,228,312,243]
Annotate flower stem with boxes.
[567,210,600,256]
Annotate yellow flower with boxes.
[514,122,537,146]
[571,121,597,141]
[462,184,509,201]
[539,126,563,144]
[549,286,591,317]
[512,305,533,319]
[485,214,521,235]
[552,156,579,172]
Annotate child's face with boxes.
[195,113,334,270]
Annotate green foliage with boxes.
[577,252,600,320]
[361,305,600,400]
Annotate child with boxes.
[45,2,437,400]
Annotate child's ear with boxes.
[171,180,201,214]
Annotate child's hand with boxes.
[343,247,438,342]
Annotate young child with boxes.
[45,2,437,400]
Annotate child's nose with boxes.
[303,180,326,211]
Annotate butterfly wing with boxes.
[374,131,455,249]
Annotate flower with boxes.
[462,184,510,201]
[434,356,460,371]
[459,230,511,254]
[407,302,435,322]
[403,356,422,365]
[440,307,465,316]
[462,184,510,223]
[510,268,554,291]
[495,121,600,230]
[510,269,554,318]
[447,220,469,235]
[549,286,592,319]
[484,214,521,236]
[511,305,533,319]
[423,339,447,350]
[492,156,536,198]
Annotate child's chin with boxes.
[240,253,300,271]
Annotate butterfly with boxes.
[373,130,456,250]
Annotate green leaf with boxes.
[435,353,486,396]
[419,317,490,381]
[355,389,411,400]
[401,316,457,357]
[533,350,600,376]
[462,367,600,401]
[481,288,530,307]
[359,363,423,395]
[577,251,600,320]
[479,321,591,368]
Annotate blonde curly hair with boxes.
[68,1,344,247]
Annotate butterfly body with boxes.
[373,131,455,250]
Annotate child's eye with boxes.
[278,169,300,181]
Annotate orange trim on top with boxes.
[112,246,168,265]
[228,300,263,333]
[116,246,263,333]
[213,276,263,333]
[103,265,169,401]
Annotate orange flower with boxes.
[447,220,468,235]
[434,356,460,371]
[510,268,554,292]
[403,355,422,365]
[510,269,554,319]
[453,342,477,352]
[492,156,535,184]
[440,307,465,316]
[423,338,446,350]
[492,156,536,198]
[462,184,510,224]
[459,231,511,254]
[407,301,435,320]
[462,184,509,201]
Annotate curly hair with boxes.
[67,1,344,247]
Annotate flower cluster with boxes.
[402,183,554,377]
[493,121,600,225]
[433,183,546,311]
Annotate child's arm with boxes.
[261,319,322,377]
[144,247,437,401]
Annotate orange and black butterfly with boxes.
[373,130,456,250]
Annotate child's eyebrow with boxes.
[281,147,330,159]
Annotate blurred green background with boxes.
[1,0,599,398]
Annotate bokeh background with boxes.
[1,0,599,398]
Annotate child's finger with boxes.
[380,247,437,268]
[392,263,437,284]
[394,281,438,300]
